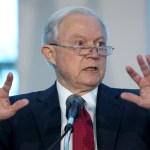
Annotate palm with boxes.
[121,55,150,109]
[0,73,29,120]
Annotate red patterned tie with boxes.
[73,107,95,150]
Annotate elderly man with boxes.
[0,7,150,150]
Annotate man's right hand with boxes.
[0,72,29,120]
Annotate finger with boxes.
[0,99,29,120]
[11,99,29,113]
[126,66,141,85]
[146,55,150,66]
[121,92,140,105]
[1,72,13,96]
[137,55,150,77]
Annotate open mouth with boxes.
[84,66,98,71]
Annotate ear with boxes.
[41,44,56,65]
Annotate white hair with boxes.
[42,6,109,45]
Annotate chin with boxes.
[84,80,101,87]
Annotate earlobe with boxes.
[41,44,56,65]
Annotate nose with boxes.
[90,47,99,53]
[87,47,99,58]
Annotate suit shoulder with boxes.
[9,83,56,104]
[100,83,139,96]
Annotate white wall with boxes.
[148,0,150,51]
[100,0,148,89]
[18,0,148,94]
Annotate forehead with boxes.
[58,13,105,41]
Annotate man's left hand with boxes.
[121,55,150,109]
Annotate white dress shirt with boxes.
[56,81,98,150]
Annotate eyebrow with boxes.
[71,34,106,42]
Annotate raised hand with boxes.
[0,72,29,120]
[121,55,150,109]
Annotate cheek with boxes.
[101,58,106,69]
[99,58,106,77]
[55,53,76,74]
[55,51,67,65]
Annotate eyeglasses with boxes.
[49,43,114,56]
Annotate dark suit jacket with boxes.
[0,83,150,150]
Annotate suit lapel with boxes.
[96,84,124,150]
[29,82,124,150]
[30,83,61,150]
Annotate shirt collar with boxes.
[56,80,98,116]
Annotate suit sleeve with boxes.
[0,119,12,150]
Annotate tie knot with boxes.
[78,107,93,127]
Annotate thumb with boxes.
[11,99,29,113]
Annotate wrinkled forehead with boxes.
[59,13,104,31]
[58,13,106,41]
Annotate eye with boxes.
[75,40,85,46]
[95,41,105,47]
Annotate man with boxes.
[0,7,150,150]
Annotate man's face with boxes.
[52,14,107,95]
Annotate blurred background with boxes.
[0,0,149,95]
